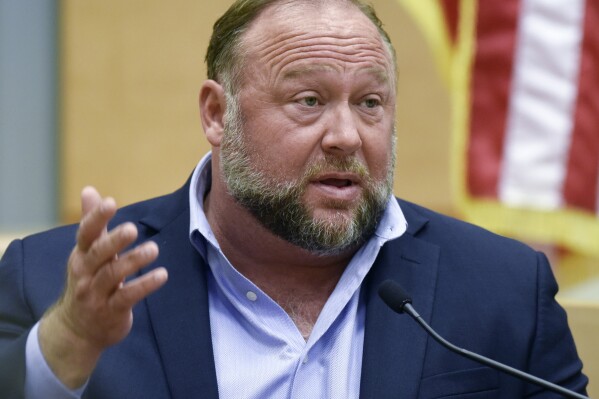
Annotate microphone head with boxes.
[378,280,412,314]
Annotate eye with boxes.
[361,98,381,108]
[298,96,319,107]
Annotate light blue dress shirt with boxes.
[24,152,407,398]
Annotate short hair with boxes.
[205,0,396,93]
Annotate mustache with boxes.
[301,156,369,182]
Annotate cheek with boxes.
[242,119,317,177]
[244,109,325,167]
[362,131,395,180]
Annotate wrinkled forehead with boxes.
[238,1,395,84]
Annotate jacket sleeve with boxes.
[0,239,36,399]
[525,252,588,397]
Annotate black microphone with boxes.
[378,279,589,399]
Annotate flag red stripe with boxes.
[562,0,599,213]
[440,0,460,46]
[467,1,521,198]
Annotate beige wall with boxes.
[59,0,451,222]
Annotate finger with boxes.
[77,196,117,252]
[82,223,139,275]
[81,186,102,216]
[92,241,159,295]
[109,267,168,311]
[81,187,113,244]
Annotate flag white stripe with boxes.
[499,0,586,210]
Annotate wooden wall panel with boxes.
[60,1,229,221]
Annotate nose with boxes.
[321,103,362,156]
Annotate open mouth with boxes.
[311,175,361,200]
[319,178,353,188]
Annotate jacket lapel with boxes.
[360,202,440,399]
[137,186,219,399]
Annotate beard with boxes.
[219,95,395,256]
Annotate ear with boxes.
[199,79,227,147]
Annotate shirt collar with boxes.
[188,152,215,260]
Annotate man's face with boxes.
[219,2,397,255]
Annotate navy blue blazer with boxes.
[0,181,588,398]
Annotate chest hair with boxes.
[270,289,331,341]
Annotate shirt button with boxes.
[280,346,297,360]
[246,291,258,301]
[302,355,309,364]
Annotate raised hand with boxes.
[38,187,168,388]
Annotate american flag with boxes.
[398,0,599,256]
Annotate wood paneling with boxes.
[60,1,230,221]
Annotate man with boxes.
[0,0,589,397]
